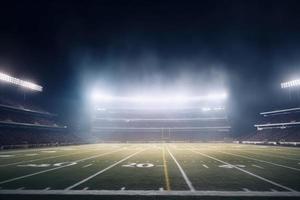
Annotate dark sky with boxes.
[1,0,300,134]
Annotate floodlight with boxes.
[281,79,300,89]
[0,72,43,91]
[91,90,113,102]
[90,90,228,103]
[204,92,227,101]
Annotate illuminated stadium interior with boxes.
[1,1,300,200]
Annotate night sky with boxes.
[1,0,300,134]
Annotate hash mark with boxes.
[83,164,92,168]
[252,164,264,169]
[202,164,209,168]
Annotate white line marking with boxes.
[0,155,15,158]
[159,187,164,191]
[25,153,38,156]
[121,187,125,191]
[241,150,300,161]
[44,187,51,190]
[0,148,124,185]
[202,164,209,168]
[82,164,92,168]
[0,190,300,196]
[83,187,89,190]
[167,147,195,191]
[65,149,146,190]
[220,151,300,171]
[252,164,264,169]
[0,150,93,167]
[243,188,250,192]
[190,150,296,192]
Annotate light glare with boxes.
[90,91,227,103]
[281,79,300,88]
[0,72,43,91]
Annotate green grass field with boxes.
[0,143,300,200]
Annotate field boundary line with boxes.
[167,147,195,191]
[65,148,147,190]
[218,151,300,171]
[0,148,125,185]
[189,149,296,192]
[1,189,300,196]
[162,146,171,191]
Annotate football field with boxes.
[0,143,300,200]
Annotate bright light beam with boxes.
[91,90,113,102]
[90,92,228,103]
[281,79,300,89]
[0,72,43,92]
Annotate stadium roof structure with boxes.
[0,104,56,117]
[0,120,67,129]
[254,121,300,129]
[260,107,300,116]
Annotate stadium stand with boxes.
[0,96,82,149]
[240,107,300,146]
[91,108,231,142]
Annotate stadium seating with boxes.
[91,108,231,142]
[0,96,82,149]
[241,108,300,144]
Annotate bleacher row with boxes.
[239,108,300,146]
[0,97,82,149]
[91,108,231,142]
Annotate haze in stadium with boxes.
[0,1,300,200]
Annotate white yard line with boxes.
[0,148,124,185]
[202,164,209,168]
[65,149,146,190]
[82,164,93,168]
[0,189,300,196]
[166,147,195,191]
[0,150,95,167]
[219,151,300,171]
[252,164,264,169]
[190,149,296,192]
[241,150,300,162]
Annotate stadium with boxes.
[1,1,300,200]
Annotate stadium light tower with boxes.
[0,72,43,92]
[281,79,300,89]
